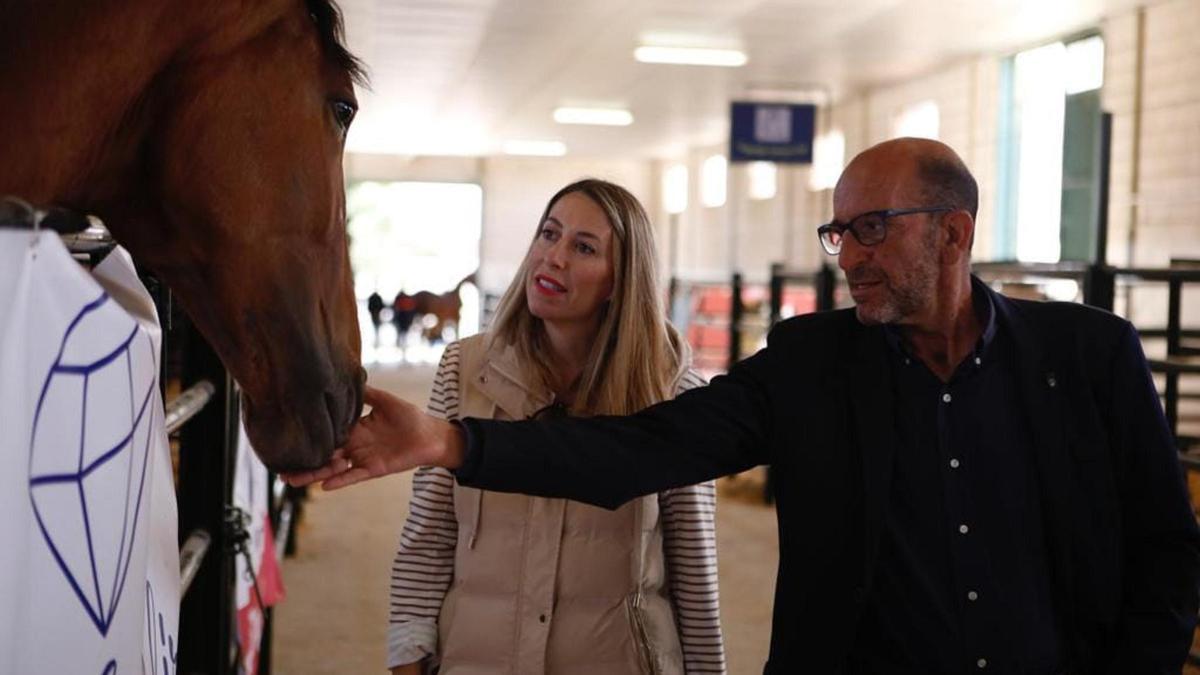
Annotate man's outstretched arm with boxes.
[455,347,774,509]
[286,345,776,510]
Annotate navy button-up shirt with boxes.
[851,278,1063,674]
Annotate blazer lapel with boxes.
[991,292,1077,613]
[849,324,898,578]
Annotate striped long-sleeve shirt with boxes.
[387,341,727,673]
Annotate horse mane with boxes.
[305,0,368,86]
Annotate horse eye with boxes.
[331,100,357,130]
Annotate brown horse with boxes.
[411,273,476,343]
[0,0,366,471]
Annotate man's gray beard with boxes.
[853,253,938,326]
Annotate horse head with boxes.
[0,0,367,471]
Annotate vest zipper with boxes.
[628,592,659,675]
[468,488,481,549]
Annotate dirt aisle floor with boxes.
[274,362,778,674]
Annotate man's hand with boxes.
[282,385,465,490]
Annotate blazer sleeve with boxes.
[387,343,463,669]
[1102,323,1200,673]
[456,337,777,510]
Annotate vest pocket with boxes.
[626,593,658,675]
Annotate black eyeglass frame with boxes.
[816,206,955,255]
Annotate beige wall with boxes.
[824,57,1001,260]
[478,157,652,296]
[1103,0,1200,328]
[346,0,1200,326]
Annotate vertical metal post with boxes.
[1083,264,1115,311]
[176,315,238,675]
[668,212,681,281]
[1165,278,1183,435]
[729,273,743,370]
[769,263,784,328]
[816,263,836,312]
[1094,112,1113,266]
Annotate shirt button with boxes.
[539,614,547,623]
[959,524,970,534]
[942,392,952,403]
[974,356,982,366]
[904,358,912,366]
[967,590,979,601]
[950,458,960,469]
[977,658,988,668]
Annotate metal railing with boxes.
[164,381,216,435]
[971,260,1200,453]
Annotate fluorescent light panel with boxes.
[634,46,747,67]
[502,140,567,157]
[553,107,633,126]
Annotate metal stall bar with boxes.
[767,262,840,329]
[729,273,744,369]
[165,381,216,434]
[1112,268,1200,452]
[175,314,240,675]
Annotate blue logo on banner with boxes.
[729,102,815,163]
[27,292,158,637]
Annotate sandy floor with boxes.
[273,361,780,675]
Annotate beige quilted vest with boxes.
[436,334,684,675]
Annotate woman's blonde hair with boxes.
[488,178,684,416]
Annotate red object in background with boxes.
[236,520,286,675]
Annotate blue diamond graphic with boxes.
[28,292,158,636]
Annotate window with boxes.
[701,154,728,208]
[347,181,482,362]
[892,100,940,140]
[996,34,1105,263]
[748,161,777,200]
[663,164,689,214]
[810,130,845,191]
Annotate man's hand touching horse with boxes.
[282,386,465,490]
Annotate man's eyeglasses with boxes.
[816,206,954,255]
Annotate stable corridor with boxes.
[274,362,779,675]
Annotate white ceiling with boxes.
[338,0,1145,159]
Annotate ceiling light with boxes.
[502,140,567,157]
[553,107,634,126]
[634,46,747,67]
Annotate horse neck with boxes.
[454,273,476,292]
[0,0,289,213]
[0,4,163,205]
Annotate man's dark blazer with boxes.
[459,283,1200,674]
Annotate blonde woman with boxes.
[386,179,725,674]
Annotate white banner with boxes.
[0,230,180,674]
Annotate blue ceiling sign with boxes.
[729,101,816,164]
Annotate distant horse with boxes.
[0,0,367,471]
[411,273,476,343]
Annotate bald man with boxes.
[292,139,1200,674]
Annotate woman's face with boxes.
[525,191,616,329]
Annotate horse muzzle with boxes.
[240,364,365,473]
